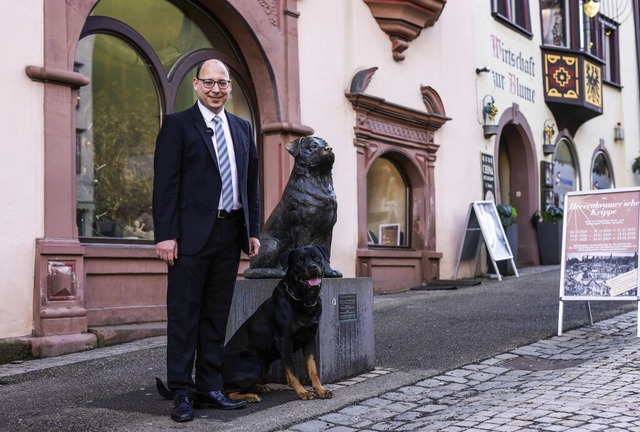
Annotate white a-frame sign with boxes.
[454,201,519,281]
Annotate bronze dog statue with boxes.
[244,136,342,279]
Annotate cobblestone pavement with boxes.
[280,311,640,432]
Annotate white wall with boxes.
[0,0,44,338]
[297,1,476,279]
[297,1,640,281]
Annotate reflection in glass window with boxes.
[492,0,532,34]
[541,0,567,46]
[367,158,408,247]
[591,152,613,190]
[552,139,578,209]
[75,34,159,239]
[91,0,233,74]
[75,0,254,240]
[600,18,620,84]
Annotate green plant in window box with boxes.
[496,204,517,228]
[530,205,563,225]
[530,205,563,265]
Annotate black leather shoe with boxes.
[195,391,246,410]
[170,395,194,422]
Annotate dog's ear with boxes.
[278,248,293,270]
[286,137,303,158]
[312,245,330,261]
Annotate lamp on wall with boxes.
[482,95,499,138]
[614,122,625,141]
[583,0,600,18]
[543,119,556,155]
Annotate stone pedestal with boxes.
[228,278,375,384]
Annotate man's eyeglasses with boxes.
[196,78,231,90]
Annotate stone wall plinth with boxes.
[228,278,375,384]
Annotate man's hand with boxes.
[156,239,178,266]
[248,237,260,258]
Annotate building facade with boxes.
[1,0,639,357]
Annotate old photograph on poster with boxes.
[563,252,638,297]
[561,189,640,299]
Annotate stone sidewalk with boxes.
[280,311,640,432]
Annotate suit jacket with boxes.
[152,103,260,256]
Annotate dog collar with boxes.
[284,282,318,308]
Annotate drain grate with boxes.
[501,356,585,371]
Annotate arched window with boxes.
[591,151,614,190]
[552,138,579,209]
[74,0,255,240]
[366,157,409,247]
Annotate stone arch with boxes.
[494,103,539,265]
[27,0,308,349]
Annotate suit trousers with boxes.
[166,215,242,395]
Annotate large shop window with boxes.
[552,139,579,209]
[591,152,614,190]
[492,0,532,36]
[75,0,254,240]
[367,158,409,247]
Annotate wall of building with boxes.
[298,0,640,281]
[297,0,476,279]
[2,0,639,343]
[0,0,44,338]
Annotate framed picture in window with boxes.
[542,187,554,210]
[379,223,400,246]
[541,161,553,188]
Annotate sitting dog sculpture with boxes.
[244,136,342,279]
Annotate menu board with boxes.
[560,188,640,300]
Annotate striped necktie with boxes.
[213,115,234,212]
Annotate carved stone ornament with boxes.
[363,0,447,61]
[258,0,278,26]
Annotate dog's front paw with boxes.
[295,389,316,400]
[315,388,333,399]
[324,267,342,278]
[228,392,262,403]
[244,393,263,403]
[253,384,272,394]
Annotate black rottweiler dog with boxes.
[223,244,333,402]
[156,245,333,403]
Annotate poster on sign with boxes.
[558,188,640,336]
[454,201,518,281]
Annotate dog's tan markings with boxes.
[284,367,315,400]
[228,384,271,403]
[253,384,272,394]
[305,353,333,399]
[228,391,262,403]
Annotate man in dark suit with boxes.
[153,59,261,422]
